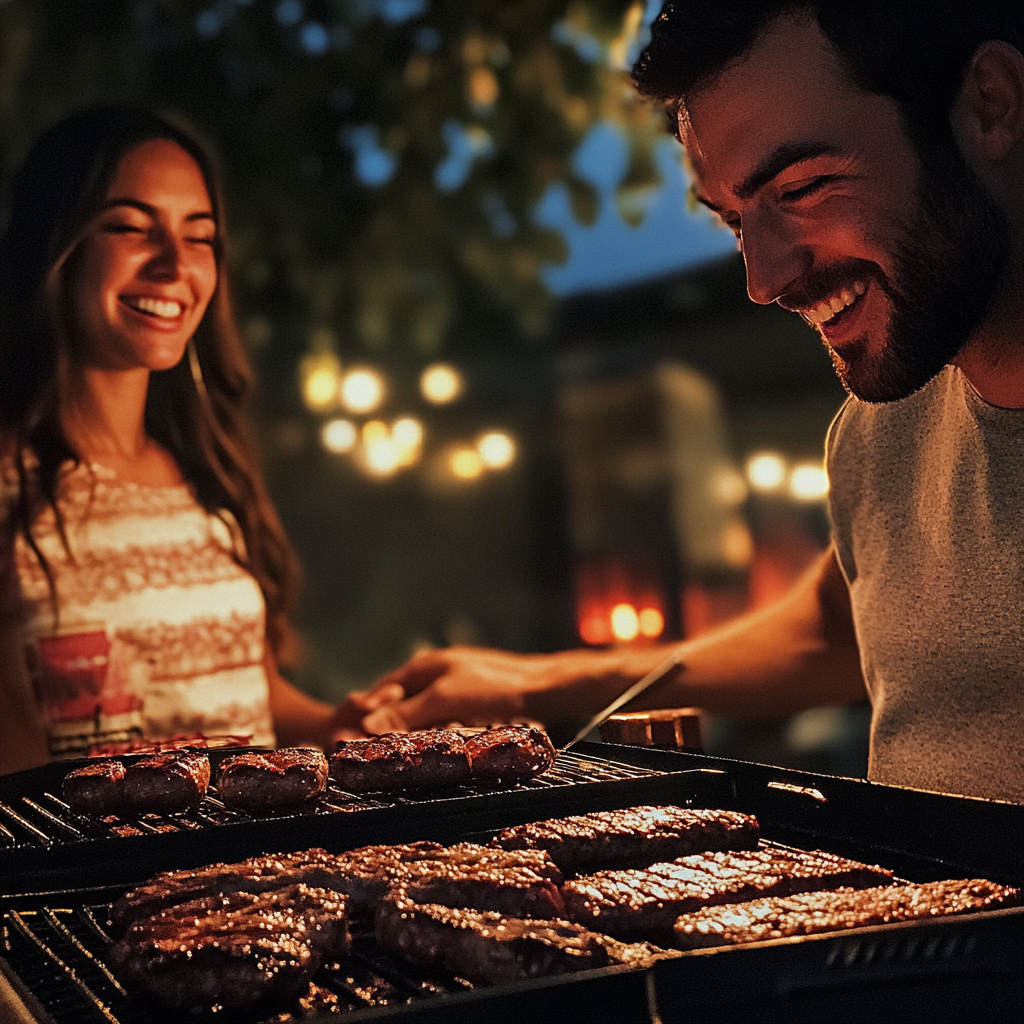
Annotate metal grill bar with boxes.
[0,751,664,852]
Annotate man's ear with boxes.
[953,41,1024,164]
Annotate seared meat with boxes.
[123,750,210,814]
[375,893,611,985]
[331,730,471,791]
[216,747,328,811]
[673,878,1022,949]
[464,725,556,780]
[400,853,566,918]
[494,806,760,875]
[111,842,451,933]
[63,759,125,815]
[563,846,893,942]
[110,884,348,1013]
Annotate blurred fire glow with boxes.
[576,559,666,646]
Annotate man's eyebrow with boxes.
[734,142,842,201]
[102,198,216,223]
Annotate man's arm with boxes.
[361,544,865,733]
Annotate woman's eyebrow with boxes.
[102,197,216,223]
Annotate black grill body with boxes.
[1,744,1021,1024]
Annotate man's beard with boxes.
[791,148,1010,404]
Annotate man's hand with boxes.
[361,646,544,733]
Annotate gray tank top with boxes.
[828,365,1024,802]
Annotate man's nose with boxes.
[740,212,810,305]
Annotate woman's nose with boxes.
[143,229,184,280]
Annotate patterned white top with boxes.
[0,460,275,757]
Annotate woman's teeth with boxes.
[127,297,183,318]
[805,280,867,325]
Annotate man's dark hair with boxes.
[633,2,1024,160]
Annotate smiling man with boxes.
[361,2,1024,803]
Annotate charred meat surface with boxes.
[122,750,210,814]
[216,747,328,811]
[465,725,556,780]
[111,842,450,933]
[563,847,893,942]
[331,730,471,791]
[62,759,125,815]
[110,884,349,1013]
[375,893,611,985]
[494,806,760,875]
[400,849,566,919]
[673,878,1022,949]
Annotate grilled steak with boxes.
[673,878,1022,949]
[400,855,566,918]
[111,842,450,933]
[331,730,472,791]
[464,725,556,780]
[110,884,349,1013]
[122,750,210,814]
[375,893,611,985]
[63,759,125,815]
[494,806,760,875]
[563,846,893,942]
[216,747,328,811]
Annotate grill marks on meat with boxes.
[464,725,556,780]
[216,747,328,811]
[563,847,894,942]
[111,847,350,934]
[376,893,612,985]
[494,806,760,874]
[330,725,558,792]
[63,750,211,817]
[331,730,471,791]
[122,751,210,814]
[672,878,1022,949]
[63,760,126,815]
[110,884,349,1013]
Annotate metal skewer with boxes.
[559,649,686,752]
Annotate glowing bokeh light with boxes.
[340,367,385,414]
[638,607,665,639]
[392,417,423,467]
[789,463,830,501]
[421,363,464,404]
[477,430,516,469]
[450,447,484,480]
[746,452,787,492]
[321,418,357,453]
[301,352,342,411]
[609,603,640,642]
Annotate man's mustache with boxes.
[776,259,883,313]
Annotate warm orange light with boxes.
[610,603,640,642]
[579,614,613,646]
[638,607,665,639]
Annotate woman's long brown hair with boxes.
[0,106,301,663]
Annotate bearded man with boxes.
[355,2,1024,803]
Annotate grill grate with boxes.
[3,903,489,1024]
[0,751,663,852]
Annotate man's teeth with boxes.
[805,281,867,325]
[129,297,183,318]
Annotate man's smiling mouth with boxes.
[123,296,184,319]
[800,280,867,326]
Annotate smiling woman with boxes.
[0,107,376,773]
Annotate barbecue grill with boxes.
[1,743,1021,1024]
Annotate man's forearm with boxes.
[529,546,865,722]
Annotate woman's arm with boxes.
[361,544,865,733]
[0,624,50,775]
[263,651,405,749]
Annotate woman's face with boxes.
[66,138,219,373]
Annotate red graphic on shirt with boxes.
[28,626,141,723]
